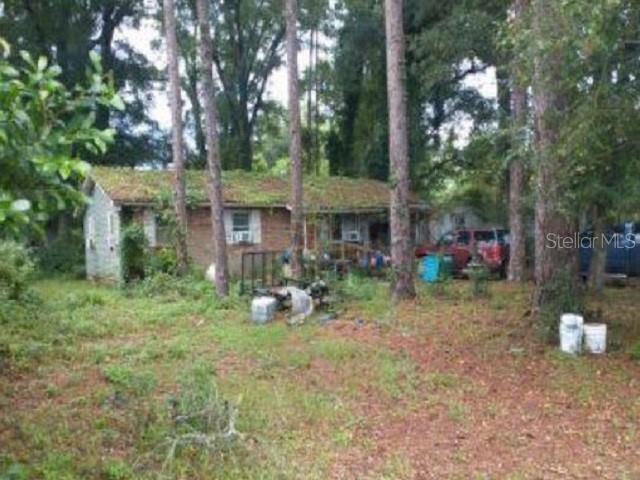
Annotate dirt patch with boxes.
[325,285,640,479]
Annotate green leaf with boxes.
[37,55,48,71]
[109,94,126,111]
[11,199,31,212]
[19,50,33,66]
[0,65,19,77]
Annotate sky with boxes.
[116,4,497,139]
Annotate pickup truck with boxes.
[415,228,510,276]
[579,222,640,277]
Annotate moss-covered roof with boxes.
[90,167,424,212]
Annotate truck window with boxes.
[473,231,495,243]
[456,231,470,245]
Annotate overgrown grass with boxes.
[1,275,639,478]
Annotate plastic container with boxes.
[251,296,277,324]
[559,313,584,355]
[421,255,453,283]
[583,323,607,354]
[440,254,455,279]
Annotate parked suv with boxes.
[415,228,510,275]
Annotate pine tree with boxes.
[195,0,230,296]
[384,0,415,301]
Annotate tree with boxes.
[384,0,415,301]
[326,0,505,186]
[0,0,163,167]
[530,0,576,311]
[285,0,304,279]
[507,0,527,282]
[195,0,230,296]
[550,0,640,294]
[174,0,285,170]
[163,0,189,274]
[0,40,121,236]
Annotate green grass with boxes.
[0,277,384,479]
[1,275,639,479]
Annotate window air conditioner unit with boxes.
[345,230,361,242]
[234,231,252,243]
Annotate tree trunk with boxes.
[163,0,189,275]
[185,59,207,167]
[286,0,304,279]
[507,0,528,283]
[237,101,254,171]
[384,0,415,301]
[588,208,606,295]
[314,27,321,175]
[196,0,230,297]
[531,0,577,311]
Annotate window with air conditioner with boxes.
[232,211,252,244]
[341,214,361,243]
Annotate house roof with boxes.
[88,167,426,212]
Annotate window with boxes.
[225,210,260,244]
[231,211,251,244]
[107,213,117,249]
[456,231,470,245]
[473,230,496,243]
[341,214,361,242]
[156,214,173,246]
[86,216,95,250]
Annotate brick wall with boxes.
[187,207,291,276]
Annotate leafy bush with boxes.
[630,341,640,361]
[0,241,34,301]
[134,272,212,302]
[37,226,84,277]
[120,224,147,282]
[146,246,178,276]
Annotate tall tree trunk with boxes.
[185,58,207,167]
[384,0,415,301]
[196,0,230,297]
[237,102,254,170]
[507,0,528,282]
[588,207,606,295]
[531,0,576,311]
[163,0,189,274]
[314,27,321,175]
[286,0,304,279]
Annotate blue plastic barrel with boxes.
[421,255,440,283]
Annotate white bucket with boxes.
[251,296,277,324]
[559,314,584,355]
[583,323,607,354]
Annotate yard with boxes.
[1,277,639,479]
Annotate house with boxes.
[83,167,428,281]
[428,205,485,243]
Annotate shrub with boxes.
[120,224,147,282]
[0,241,34,301]
[135,272,212,302]
[630,341,640,361]
[146,246,178,276]
[37,227,84,277]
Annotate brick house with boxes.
[83,167,428,281]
